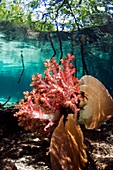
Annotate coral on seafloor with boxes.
[14,54,83,132]
[14,53,113,170]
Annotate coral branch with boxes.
[14,54,81,132]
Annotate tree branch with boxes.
[55,20,63,63]
[80,42,89,75]
[18,50,25,84]
[48,32,56,58]
[66,1,89,75]
[78,0,82,5]
[66,0,80,30]
[0,96,11,107]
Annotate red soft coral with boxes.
[14,54,81,131]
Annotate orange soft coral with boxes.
[14,54,81,131]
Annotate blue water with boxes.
[0,37,48,105]
[0,32,113,105]
[0,34,78,105]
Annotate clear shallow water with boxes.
[0,38,48,105]
[0,32,113,106]
[0,34,77,105]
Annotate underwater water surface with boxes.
[0,29,113,106]
[0,33,77,105]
